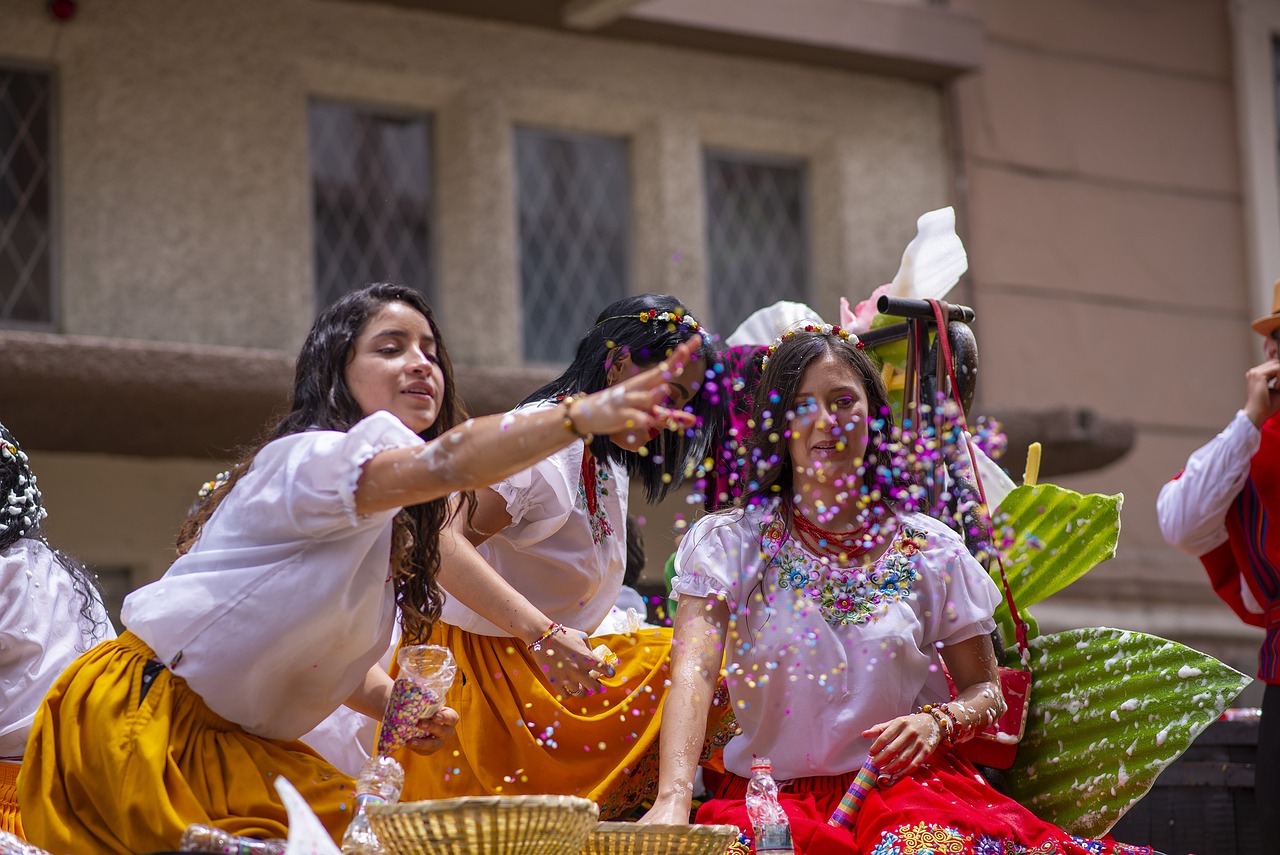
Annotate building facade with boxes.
[1,0,1273,686]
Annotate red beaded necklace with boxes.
[790,505,872,562]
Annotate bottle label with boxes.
[755,824,792,852]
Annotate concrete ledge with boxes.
[0,331,557,459]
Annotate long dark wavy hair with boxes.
[745,330,897,525]
[178,283,472,644]
[521,293,722,502]
[0,422,111,646]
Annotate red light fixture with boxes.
[48,0,76,21]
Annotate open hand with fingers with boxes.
[564,335,704,441]
[528,622,615,698]
[862,712,943,787]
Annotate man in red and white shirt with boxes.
[1157,280,1280,848]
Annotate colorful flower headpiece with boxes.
[196,470,231,500]
[600,309,701,332]
[761,323,863,369]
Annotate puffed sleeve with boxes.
[910,516,1000,648]
[671,512,760,606]
[488,442,581,549]
[229,411,427,541]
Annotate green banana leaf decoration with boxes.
[1004,627,1251,838]
[988,484,1124,647]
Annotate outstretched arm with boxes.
[354,336,703,515]
[640,594,729,825]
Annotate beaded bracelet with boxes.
[527,621,567,652]
[917,704,953,745]
[559,396,593,441]
[936,702,962,744]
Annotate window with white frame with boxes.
[515,126,630,364]
[704,150,809,336]
[309,101,434,310]
[0,67,54,327]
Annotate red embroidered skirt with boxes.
[696,752,1152,855]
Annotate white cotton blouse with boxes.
[122,412,423,742]
[0,539,116,759]
[672,503,1000,781]
[441,403,628,636]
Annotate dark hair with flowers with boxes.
[0,421,111,644]
[521,293,722,503]
[178,283,474,644]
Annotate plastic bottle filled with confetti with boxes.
[744,758,793,855]
[178,824,285,854]
[375,644,456,755]
[341,754,405,855]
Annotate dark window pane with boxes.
[705,151,809,335]
[309,101,433,310]
[0,69,53,325]
[515,127,629,364]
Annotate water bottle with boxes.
[341,754,405,855]
[744,757,793,855]
[179,824,285,854]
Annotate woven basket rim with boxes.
[591,823,740,837]
[370,794,600,817]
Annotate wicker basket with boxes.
[368,795,600,855]
[582,822,741,855]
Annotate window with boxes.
[309,101,434,310]
[0,67,53,327]
[515,127,630,364]
[704,150,809,336]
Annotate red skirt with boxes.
[696,752,1152,855]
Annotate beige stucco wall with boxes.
[0,0,952,594]
[950,0,1264,683]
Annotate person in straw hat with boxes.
[1157,277,1280,847]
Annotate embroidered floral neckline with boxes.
[764,515,927,627]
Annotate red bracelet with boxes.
[527,621,567,652]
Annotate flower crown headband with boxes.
[761,323,863,369]
[597,309,701,332]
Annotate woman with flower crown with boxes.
[0,422,115,840]
[394,293,728,816]
[639,325,1150,855]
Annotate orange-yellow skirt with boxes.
[18,631,356,855]
[0,760,23,839]
[394,623,736,819]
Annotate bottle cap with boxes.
[749,756,772,772]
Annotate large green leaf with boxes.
[990,485,1123,645]
[1004,627,1251,838]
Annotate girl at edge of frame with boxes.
[0,422,116,841]
[16,282,699,855]
[638,326,1152,855]
[394,294,732,817]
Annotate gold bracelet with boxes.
[560,396,593,441]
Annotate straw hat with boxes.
[1251,279,1280,336]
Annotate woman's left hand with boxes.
[407,705,460,754]
[862,712,943,786]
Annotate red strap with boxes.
[926,299,1029,657]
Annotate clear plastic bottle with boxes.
[376,644,456,755]
[340,754,405,855]
[744,757,793,855]
[178,824,286,854]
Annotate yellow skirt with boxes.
[394,623,736,819]
[0,760,23,839]
[18,631,356,855]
